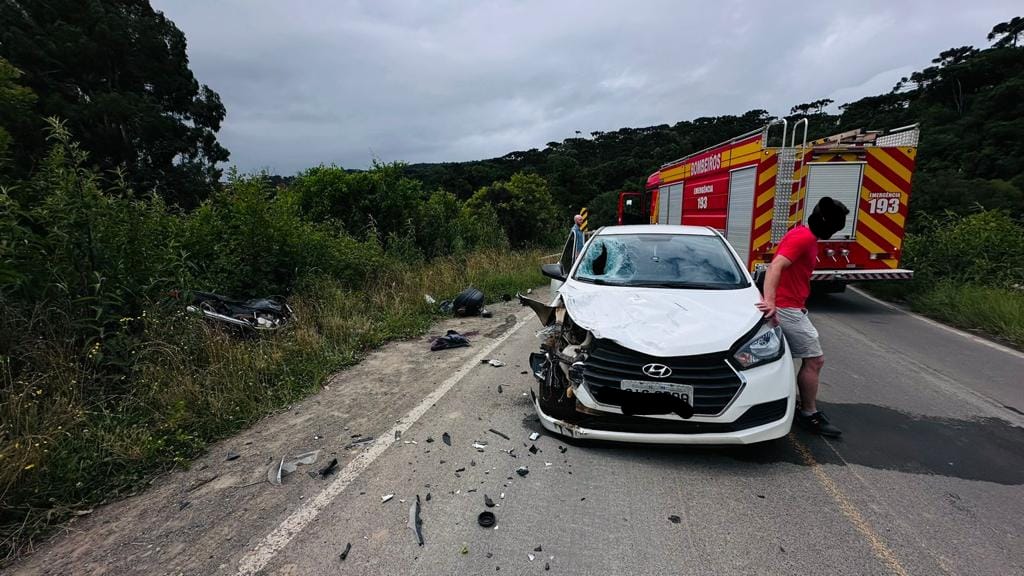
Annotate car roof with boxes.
[596,225,718,236]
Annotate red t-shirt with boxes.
[774,224,818,309]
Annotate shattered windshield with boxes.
[573,233,748,289]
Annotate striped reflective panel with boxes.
[857,147,917,269]
[750,150,777,260]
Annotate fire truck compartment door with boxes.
[804,163,863,240]
[726,166,756,266]
[667,184,683,225]
[657,185,671,224]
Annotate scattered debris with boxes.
[481,309,493,318]
[478,511,496,528]
[482,358,505,367]
[339,542,352,561]
[426,493,432,501]
[345,436,374,449]
[267,458,284,486]
[453,287,485,317]
[528,554,536,562]
[472,443,487,451]
[425,294,437,305]
[461,543,470,555]
[381,494,395,503]
[484,494,495,508]
[668,515,681,524]
[178,500,191,511]
[500,493,505,499]
[486,552,494,559]
[544,462,552,467]
[426,437,434,443]
[470,460,477,467]
[442,432,452,446]
[502,293,512,302]
[431,330,472,351]
[558,446,567,454]
[497,384,503,394]
[516,466,529,477]
[395,430,402,440]
[488,428,510,440]
[528,445,539,454]
[456,467,467,473]
[317,458,339,478]
[529,432,541,441]
[225,451,240,461]
[756,494,765,499]
[534,545,543,552]
[408,495,424,546]
[545,561,550,571]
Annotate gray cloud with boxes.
[153,0,1019,174]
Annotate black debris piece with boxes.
[484,495,495,508]
[186,292,294,332]
[225,451,240,461]
[498,384,503,394]
[528,445,539,455]
[470,460,477,467]
[442,432,452,446]
[545,562,550,571]
[467,489,477,493]
[478,511,496,528]
[431,329,471,351]
[668,515,681,524]
[178,500,191,511]
[318,458,339,477]
[482,309,493,318]
[408,495,424,546]
[426,492,432,501]
[780,546,786,553]
[486,552,494,558]
[339,542,352,561]
[345,436,373,449]
[426,437,435,443]
[488,428,510,440]
[581,497,586,501]
[516,466,529,477]
[520,370,528,375]
[453,287,485,317]
[558,446,567,453]
[534,545,542,552]
[756,494,766,499]
[502,293,512,302]
[456,467,466,473]
[395,430,402,440]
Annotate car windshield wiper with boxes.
[633,282,742,290]
[576,277,628,286]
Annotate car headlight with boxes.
[733,323,785,369]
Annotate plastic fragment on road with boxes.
[345,436,373,449]
[430,329,472,351]
[528,554,536,562]
[268,458,284,486]
[558,446,567,453]
[498,384,503,394]
[545,561,550,571]
[500,493,505,499]
[318,458,339,478]
[225,451,240,461]
[442,432,452,446]
[484,494,495,508]
[529,432,540,441]
[482,358,504,367]
[472,443,487,451]
[528,444,539,454]
[488,428,510,440]
[408,495,424,546]
[544,462,552,467]
[339,542,352,561]
[516,466,529,477]
[534,545,542,552]
[381,494,394,503]
[461,543,470,555]
[668,515,681,524]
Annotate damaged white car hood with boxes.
[559,279,764,358]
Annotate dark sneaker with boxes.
[797,411,842,437]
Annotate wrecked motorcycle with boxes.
[186,291,294,331]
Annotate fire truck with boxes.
[618,119,919,290]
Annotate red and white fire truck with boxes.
[617,119,919,290]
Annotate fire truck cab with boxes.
[617,120,919,290]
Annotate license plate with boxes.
[620,380,693,404]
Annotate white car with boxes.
[521,225,795,445]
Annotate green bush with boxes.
[903,210,1024,288]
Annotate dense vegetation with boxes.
[0,2,1021,562]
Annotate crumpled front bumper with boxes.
[532,355,796,445]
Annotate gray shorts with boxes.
[775,308,823,359]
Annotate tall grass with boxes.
[907,283,1024,348]
[0,248,545,561]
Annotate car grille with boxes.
[583,338,743,415]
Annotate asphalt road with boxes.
[10,289,1024,576]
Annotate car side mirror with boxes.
[541,263,566,282]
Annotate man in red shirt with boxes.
[757,197,850,437]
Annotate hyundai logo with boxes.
[642,363,672,378]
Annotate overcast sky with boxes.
[153,0,1019,174]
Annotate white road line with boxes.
[850,286,1024,359]
[236,313,533,576]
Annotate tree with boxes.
[988,16,1024,48]
[0,58,36,176]
[465,173,559,248]
[0,0,228,206]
